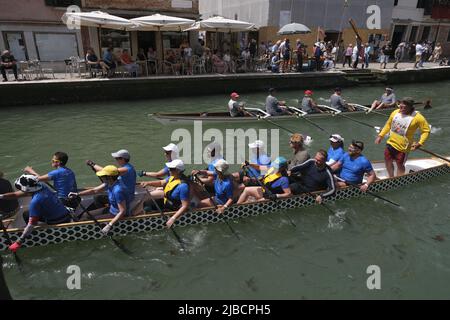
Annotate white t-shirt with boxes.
[416,44,424,56]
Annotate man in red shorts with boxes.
[375,97,430,177]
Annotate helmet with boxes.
[272,156,288,169]
[14,174,43,193]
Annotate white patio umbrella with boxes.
[62,11,136,57]
[184,16,258,33]
[131,14,195,60]
[277,23,311,35]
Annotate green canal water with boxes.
[1,81,449,299]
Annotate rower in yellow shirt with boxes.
[375,97,430,177]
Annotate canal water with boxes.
[1,81,449,299]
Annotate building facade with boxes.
[0,0,199,71]
[391,0,450,55]
[200,0,395,53]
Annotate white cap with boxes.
[329,134,344,143]
[111,149,130,160]
[214,159,229,173]
[163,143,178,153]
[165,159,185,171]
[248,140,264,149]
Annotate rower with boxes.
[330,87,355,112]
[234,140,272,186]
[23,151,78,208]
[195,159,234,214]
[326,134,345,166]
[228,92,245,117]
[289,150,336,204]
[330,140,376,192]
[265,88,291,116]
[375,97,430,177]
[2,174,72,253]
[300,90,323,114]
[140,159,190,229]
[368,87,397,112]
[139,143,179,179]
[287,133,310,170]
[86,149,136,207]
[237,157,291,204]
[194,142,224,186]
[0,171,19,220]
[70,165,131,234]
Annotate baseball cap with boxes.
[248,140,264,149]
[329,134,344,143]
[165,159,185,171]
[230,92,239,98]
[272,156,287,169]
[111,149,130,160]
[400,97,414,108]
[214,159,229,173]
[163,143,178,153]
[351,140,364,151]
[304,90,313,96]
[96,165,119,177]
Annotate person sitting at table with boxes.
[85,47,109,76]
[212,50,226,74]
[165,50,182,75]
[102,46,116,77]
[146,47,157,74]
[120,49,139,77]
[223,50,235,73]
[1,50,18,82]
[137,48,147,61]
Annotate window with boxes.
[34,33,79,61]
[100,29,131,58]
[2,32,28,61]
[417,0,433,15]
[409,26,418,42]
[394,0,398,6]
[45,0,81,6]
[420,26,431,41]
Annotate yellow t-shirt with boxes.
[379,109,430,153]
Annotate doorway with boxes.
[391,25,407,50]
[2,32,28,61]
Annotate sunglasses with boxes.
[51,159,60,163]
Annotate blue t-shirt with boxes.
[327,146,345,164]
[165,177,190,203]
[207,157,224,172]
[118,163,136,201]
[248,154,271,178]
[48,167,77,198]
[107,180,131,216]
[213,174,234,205]
[338,153,373,184]
[266,175,290,194]
[29,186,69,222]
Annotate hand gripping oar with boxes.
[242,165,296,227]
[143,188,186,251]
[1,217,23,270]
[75,197,133,256]
[416,147,450,164]
[192,174,240,240]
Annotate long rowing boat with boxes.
[1,156,448,252]
[149,102,430,125]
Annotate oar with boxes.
[416,147,450,164]
[242,165,296,227]
[287,107,331,134]
[192,174,240,240]
[143,188,186,251]
[337,113,382,133]
[0,254,12,300]
[1,218,23,270]
[76,199,133,256]
[242,108,295,134]
[341,180,401,208]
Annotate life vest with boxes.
[263,169,284,194]
[163,176,182,209]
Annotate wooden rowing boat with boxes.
[1,157,448,251]
[149,103,430,125]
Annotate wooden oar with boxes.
[143,188,186,251]
[242,165,297,227]
[337,113,382,133]
[339,179,401,208]
[0,253,12,300]
[242,108,295,134]
[192,174,240,240]
[76,199,133,256]
[1,218,23,270]
[416,147,450,164]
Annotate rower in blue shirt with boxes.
[23,151,78,207]
[326,134,345,166]
[330,140,377,193]
[138,143,179,179]
[236,140,272,186]
[1,174,72,253]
